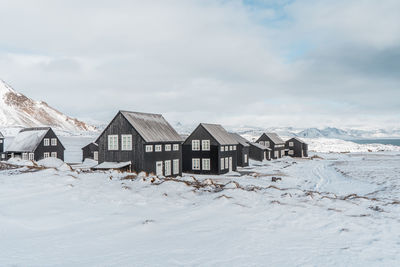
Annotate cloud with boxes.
[0,0,399,129]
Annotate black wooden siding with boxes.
[82,143,98,161]
[236,144,249,167]
[256,134,285,159]
[182,125,237,175]
[249,144,269,161]
[0,137,4,154]
[285,138,308,158]
[33,129,65,161]
[97,112,182,176]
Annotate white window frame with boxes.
[233,145,236,151]
[192,140,200,151]
[274,151,279,158]
[244,154,248,163]
[29,153,34,161]
[51,138,57,146]
[173,144,179,151]
[108,135,118,150]
[165,144,171,151]
[225,158,228,169]
[202,140,210,151]
[44,152,50,158]
[202,158,210,171]
[22,153,28,160]
[145,145,153,152]
[221,146,224,152]
[164,160,171,176]
[121,135,132,151]
[265,141,270,147]
[44,138,50,146]
[173,159,179,175]
[93,151,99,161]
[155,145,162,152]
[192,158,200,170]
[229,146,233,151]
[289,150,294,155]
[289,142,294,147]
[0,140,3,143]
[51,152,57,158]
[220,158,224,170]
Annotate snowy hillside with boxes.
[0,79,96,134]
[1,152,400,266]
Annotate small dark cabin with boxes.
[285,137,308,158]
[230,133,250,167]
[249,142,271,161]
[6,127,65,161]
[182,123,239,175]
[256,133,285,159]
[82,142,99,162]
[0,131,5,160]
[95,110,183,176]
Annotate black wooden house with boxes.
[285,137,308,158]
[6,127,65,161]
[256,133,285,159]
[182,123,238,175]
[0,131,5,160]
[230,133,250,167]
[82,142,99,162]
[249,142,271,161]
[95,110,183,176]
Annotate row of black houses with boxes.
[0,110,308,177]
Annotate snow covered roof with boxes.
[7,127,50,152]
[121,111,182,143]
[263,133,285,144]
[0,131,3,138]
[230,133,250,147]
[200,123,238,145]
[250,142,271,150]
[93,161,131,170]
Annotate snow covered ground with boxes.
[1,151,400,266]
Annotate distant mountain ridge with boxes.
[0,79,96,134]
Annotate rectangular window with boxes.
[51,138,57,146]
[164,160,171,176]
[0,140,3,143]
[145,145,153,152]
[192,158,200,170]
[229,146,233,151]
[173,144,179,151]
[265,141,270,147]
[121,135,132,150]
[51,152,57,158]
[1,154,5,159]
[274,151,279,158]
[202,140,210,151]
[225,158,228,169]
[220,158,224,170]
[22,153,28,160]
[155,145,162,152]
[192,140,200,151]
[173,159,179,175]
[221,146,224,152]
[289,142,294,147]
[108,135,118,150]
[233,145,236,151]
[29,153,34,161]
[289,150,294,155]
[244,154,248,163]
[93,151,98,161]
[165,144,171,151]
[44,138,50,146]
[225,146,229,151]
[202,158,210,170]
[44,152,50,158]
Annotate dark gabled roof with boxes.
[82,142,98,149]
[249,142,271,150]
[200,123,238,145]
[0,131,4,138]
[288,137,307,144]
[7,127,51,152]
[263,133,285,144]
[230,133,250,147]
[120,111,182,143]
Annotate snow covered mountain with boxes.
[0,79,96,134]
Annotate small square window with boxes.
[165,144,171,151]
[173,144,179,151]
[155,145,162,152]
[44,152,50,158]
[289,142,294,147]
[51,138,57,146]
[145,145,153,152]
[44,138,50,146]
[51,152,57,158]
[202,140,210,151]
[192,140,200,151]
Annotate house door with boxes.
[274,151,279,158]
[156,161,163,176]
[229,157,233,172]
[263,151,266,160]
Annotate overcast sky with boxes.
[0,0,399,129]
